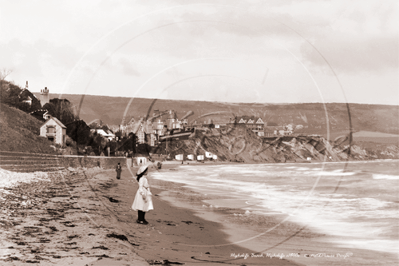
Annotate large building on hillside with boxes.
[40,87,50,106]
[233,116,265,136]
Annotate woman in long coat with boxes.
[132,165,153,224]
[115,163,122,179]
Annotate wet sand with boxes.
[1,164,397,265]
[0,166,296,265]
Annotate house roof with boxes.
[236,116,265,124]
[42,116,66,129]
[95,129,115,137]
[256,118,264,124]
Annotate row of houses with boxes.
[39,111,302,148]
[121,114,301,147]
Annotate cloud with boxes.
[304,34,398,73]
[0,39,44,78]
[118,58,140,76]
[295,0,399,73]
[1,0,396,104]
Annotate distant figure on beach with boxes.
[132,165,153,224]
[115,163,122,179]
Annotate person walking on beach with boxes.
[132,165,153,224]
[115,162,122,180]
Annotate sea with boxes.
[151,160,399,256]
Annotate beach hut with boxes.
[175,154,183,161]
[197,155,204,161]
[212,154,218,160]
[205,152,213,158]
[187,154,194,160]
[134,154,147,166]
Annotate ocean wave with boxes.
[372,174,399,180]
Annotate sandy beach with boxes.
[0,165,295,265]
[1,163,397,265]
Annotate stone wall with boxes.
[59,155,127,169]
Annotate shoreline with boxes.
[0,166,297,265]
[114,165,300,265]
[159,157,399,167]
[149,164,399,266]
[1,163,398,265]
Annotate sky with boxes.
[0,0,398,105]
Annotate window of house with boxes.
[47,126,55,133]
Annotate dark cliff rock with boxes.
[158,125,399,162]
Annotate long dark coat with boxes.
[115,164,122,179]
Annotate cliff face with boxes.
[160,125,399,162]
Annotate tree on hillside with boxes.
[43,98,78,125]
[0,69,14,104]
[18,89,41,113]
[88,132,107,155]
[0,81,40,112]
[117,132,137,153]
[88,121,102,129]
[0,71,41,113]
[115,130,123,140]
[66,120,91,146]
[0,82,20,106]
[0,68,12,82]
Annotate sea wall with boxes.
[59,155,126,169]
[0,151,127,172]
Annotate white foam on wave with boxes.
[330,239,399,255]
[153,163,398,254]
[317,170,357,176]
[373,174,399,180]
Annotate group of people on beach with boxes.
[115,162,153,225]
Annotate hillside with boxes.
[0,103,57,154]
[35,93,399,137]
[1,100,398,161]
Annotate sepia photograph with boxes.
[0,0,398,265]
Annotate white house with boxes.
[133,154,147,166]
[40,116,66,147]
[91,129,115,141]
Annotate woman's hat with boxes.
[136,165,149,176]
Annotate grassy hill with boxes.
[0,103,57,154]
[35,93,399,138]
[1,99,397,159]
